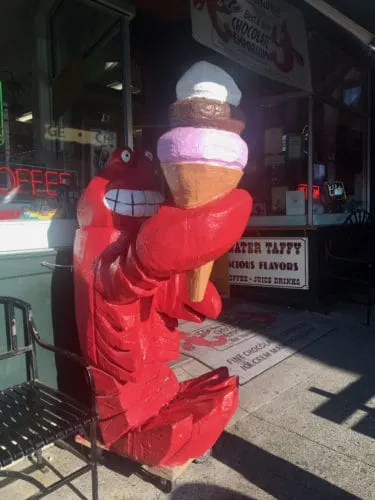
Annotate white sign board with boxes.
[191,0,311,91]
[229,237,309,289]
[286,190,305,215]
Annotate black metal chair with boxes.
[0,297,99,499]
[343,209,372,227]
[325,209,375,325]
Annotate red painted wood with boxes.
[73,147,252,467]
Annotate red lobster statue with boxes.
[73,147,252,467]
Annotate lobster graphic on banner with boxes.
[191,0,311,91]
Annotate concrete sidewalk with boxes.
[2,306,375,499]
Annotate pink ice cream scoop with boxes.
[157,127,248,170]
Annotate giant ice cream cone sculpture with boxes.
[157,61,248,302]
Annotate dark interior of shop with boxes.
[129,2,370,217]
[0,0,372,219]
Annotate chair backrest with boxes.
[0,297,37,381]
[343,209,372,228]
[328,209,374,258]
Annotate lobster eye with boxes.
[121,150,132,163]
[145,151,153,161]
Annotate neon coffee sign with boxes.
[0,165,76,198]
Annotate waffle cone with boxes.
[161,163,243,209]
[161,162,243,302]
[188,261,215,302]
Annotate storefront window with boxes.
[0,1,46,221]
[312,100,366,217]
[50,0,117,78]
[0,0,129,223]
[242,97,308,221]
[241,31,370,227]
[309,33,369,114]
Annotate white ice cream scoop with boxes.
[176,61,242,107]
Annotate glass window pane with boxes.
[50,0,117,77]
[242,98,308,219]
[0,0,125,223]
[313,100,366,216]
[309,34,368,114]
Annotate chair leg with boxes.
[35,450,43,466]
[35,449,48,473]
[90,421,99,500]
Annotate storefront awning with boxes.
[305,0,375,51]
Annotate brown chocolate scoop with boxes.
[169,98,246,134]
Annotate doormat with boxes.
[179,302,335,385]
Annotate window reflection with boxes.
[243,98,309,218]
[0,0,125,222]
[313,101,366,215]
[310,33,368,113]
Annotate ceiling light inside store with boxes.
[107,81,123,91]
[107,82,141,94]
[105,62,119,71]
[17,112,33,123]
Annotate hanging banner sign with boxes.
[229,237,309,289]
[191,0,312,91]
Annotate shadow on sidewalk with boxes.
[310,375,375,439]
[216,300,375,440]
[307,323,375,439]
[213,431,360,500]
[171,484,254,499]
